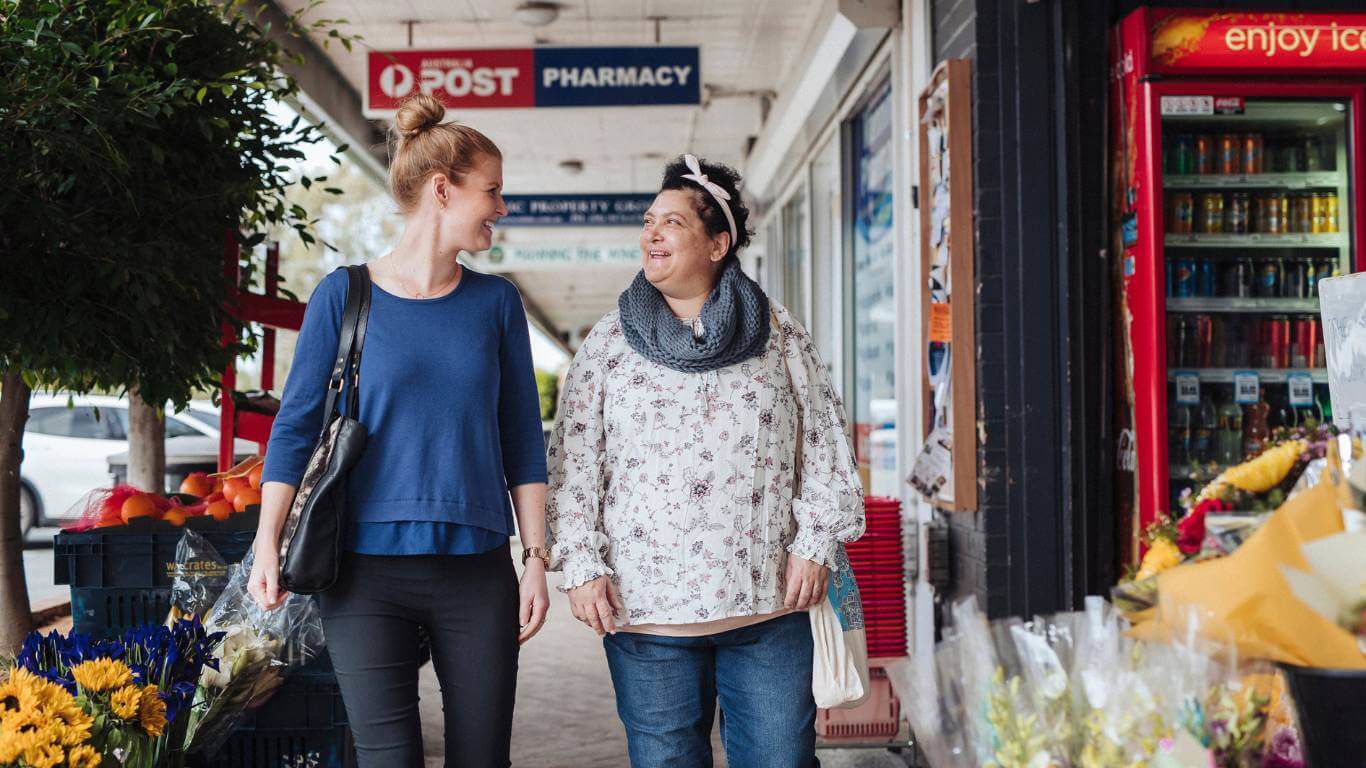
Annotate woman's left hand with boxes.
[518,560,550,644]
[784,554,830,610]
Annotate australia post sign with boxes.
[365,47,699,116]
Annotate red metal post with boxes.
[219,230,239,473]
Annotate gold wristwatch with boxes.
[521,546,550,568]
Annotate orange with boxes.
[179,472,214,498]
[205,501,234,522]
[99,494,124,521]
[162,509,187,526]
[233,488,261,513]
[247,464,263,490]
[94,517,124,528]
[222,477,248,505]
[121,494,157,523]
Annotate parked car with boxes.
[19,394,255,535]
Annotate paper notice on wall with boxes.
[928,302,952,343]
[909,425,953,505]
[1319,273,1366,428]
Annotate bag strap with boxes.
[319,266,368,437]
[345,265,372,419]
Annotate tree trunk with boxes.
[0,368,33,656]
[127,387,166,493]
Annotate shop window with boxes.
[847,79,897,495]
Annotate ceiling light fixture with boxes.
[515,2,560,28]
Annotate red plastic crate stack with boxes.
[848,496,906,658]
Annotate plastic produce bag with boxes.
[168,529,232,623]
[184,548,326,754]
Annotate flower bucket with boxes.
[1278,663,1366,767]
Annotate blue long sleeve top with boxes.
[261,265,548,555]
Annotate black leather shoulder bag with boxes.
[279,264,372,594]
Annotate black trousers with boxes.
[318,544,521,768]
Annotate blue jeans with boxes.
[602,612,819,768]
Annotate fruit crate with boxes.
[194,653,356,768]
[815,665,902,741]
[56,514,257,639]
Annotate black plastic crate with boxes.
[54,515,257,589]
[203,726,356,768]
[69,586,175,639]
[198,653,356,768]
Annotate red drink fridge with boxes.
[1109,8,1365,560]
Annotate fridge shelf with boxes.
[1169,463,1234,483]
[1165,233,1346,249]
[1164,172,1341,190]
[1167,368,1328,384]
[1166,297,1320,313]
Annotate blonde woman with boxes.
[547,155,864,767]
[248,94,550,768]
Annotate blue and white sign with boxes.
[502,194,656,226]
[535,47,699,107]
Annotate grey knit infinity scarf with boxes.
[617,258,771,373]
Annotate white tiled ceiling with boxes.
[280,0,824,345]
[283,0,822,192]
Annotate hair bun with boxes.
[394,94,446,142]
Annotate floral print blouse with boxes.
[545,301,865,626]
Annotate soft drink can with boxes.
[1263,316,1291,369]
[1294,317,1321,369]
[1324,191,1339,233]
[1196,258,1215,296]
[1303,137,1322,172]
[1261,192,1287,234]
[1282,259,1309,298]
[1317,324,1326,370]
[1196,135,1215,174]
[1171,258,1197,297]
[1224,256,1253,298]
[1171,135,1195,175]
[1169,193,1194,234]
[1201,193,1225,234]
[1311,192,1329,234]
[1208,315,1227,367]
[1167,315,1189,368]
[1293,194,1313,233]
[1255,257,1282,298]
[1314,257,1338,294]
[1227,193,1250,234]
[1242,133,1264,174]
[1224,316,1251,368]
[1194,314,1214,367]
[1219,134,1241,175]
[1273,142,1294,170]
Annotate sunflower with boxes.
[138,685,167,737]
[21,739,64,768]
[0,668,93,752]
[68,742,102,768]
[1,712,60,768]
[67,743,102,768]
[110,684,141,720]
[70,657,134,693]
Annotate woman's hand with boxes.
[784,554,829,610]
[247,537,289,611]
[518,559,551,644]
[567,575,624,637]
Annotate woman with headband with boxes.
[545,154,864,766]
